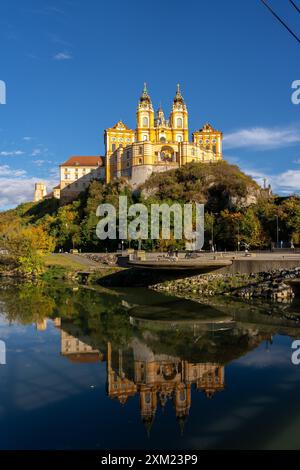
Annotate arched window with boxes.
[145,393,151,404]
[177,135,182,142]
[160,136,166,143]
[177,117,183,128]
[142,116,148,127]
[143,135,147,141]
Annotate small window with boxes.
[145,393,151,404]
[177,117,183,128]
[112,143,116,151]
[177,135,182,142]
[139,146,143,154]
[139,158,143,164]
[142,116,148,127]
[143,135,147,141]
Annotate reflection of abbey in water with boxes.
[35,307,279,434]
[107,339,224,432]
[47,319,224,431]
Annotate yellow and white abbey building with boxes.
[105,83,222,187]
[34,84,222,202]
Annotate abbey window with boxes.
[177,117,183,128]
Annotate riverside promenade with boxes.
[127,251,300,275]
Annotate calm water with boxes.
[0,281,300,450]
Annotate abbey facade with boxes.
[34,84,222,202]
[105,84,222,187]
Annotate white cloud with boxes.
[272,170,300,193]
[23,136,32,141]
[31,148,42,157]
[223,124,300,150]
[239,165,300,194]
[33,159,45,166]
[0,165,26,177]
[0,177,57,211]
[0,150,25,157]
[293,158,300,164]
[53,51,72,61]
[0,178,38,209]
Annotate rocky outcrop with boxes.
[151,267,300,303]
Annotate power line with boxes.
[260,0,300,45]
[289,0,300,15]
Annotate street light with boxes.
[275,214,279,248]
[210,212,218,252]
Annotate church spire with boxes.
[140,82,151,104]
[173,82,185,104]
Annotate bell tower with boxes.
[136,83,155,142]
[170,84,188,142]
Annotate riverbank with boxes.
[1,252,300,303]
[151,267,300,302]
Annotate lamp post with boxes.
[276,214,279,248]
[210,212,218,252]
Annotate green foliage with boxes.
[0,161,299,252]
[41,265,68,281]
[0,223,55,275]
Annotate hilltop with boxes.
[0,161,299,272]
[141,161,262,211]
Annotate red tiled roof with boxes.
[63,353,101,363]
[60,156,104,167]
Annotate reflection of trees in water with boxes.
[0,282,56,324]
[0,281,299,363]
[2,281,300,436]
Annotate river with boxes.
[0,281,300,450]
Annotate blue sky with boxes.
[0,0,300,209]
